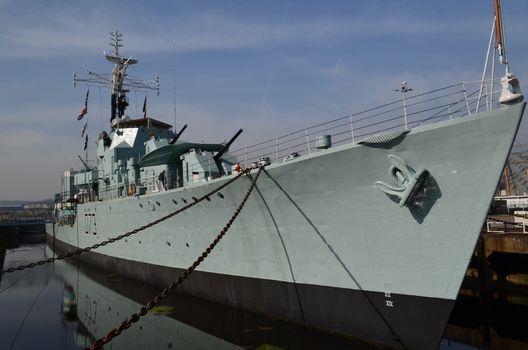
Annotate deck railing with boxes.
[230,78,504,166]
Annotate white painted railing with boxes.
[230,78,504,166]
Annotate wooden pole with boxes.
[493,0,504,49]
[503,165,511,196]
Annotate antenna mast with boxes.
[494,0,508,71]
[73,31,160,127]
[493,0,523,105]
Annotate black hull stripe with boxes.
[48,235,453,350]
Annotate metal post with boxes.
[275,137,278,163]
[476,17,496,113]
[490,44,497,110]
[484,84,490,111]
[350,115,355,142]
[305,129,311,155]
[395,81,412,130]
[403,89,409,129]
[462,82,471,115]
[244,147,248,168]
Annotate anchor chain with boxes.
[2,168,251,275]
[87,166,263,350]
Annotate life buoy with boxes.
[129,184,136,196]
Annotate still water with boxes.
[0,242,526,350]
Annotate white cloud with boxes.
[0,3,490,59]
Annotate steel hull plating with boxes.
[48,103,525,349]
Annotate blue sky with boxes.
[1,0,528,200]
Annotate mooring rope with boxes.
[262,169,409,349]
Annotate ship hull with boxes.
[50,236,452,349]
[48,103,526,350]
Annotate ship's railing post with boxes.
[403,89,409,130]
[275,137,278,163]
[305,129,311,155]
[484,84,490,111]
[462,82,471,115]
[395,81,411,130]
[349,115,355,142]
[244,147,248,168]
[487,83,492,111]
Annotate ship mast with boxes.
[493,0,523,105]
[73,31,160,128]
[106,31,136,122]
[494,0,507,71]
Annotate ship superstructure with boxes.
[63,31,240,212]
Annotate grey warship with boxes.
[48,2,526,349]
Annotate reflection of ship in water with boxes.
[445,238,528,349]
[47,245,392,350]
[49,245,240,349]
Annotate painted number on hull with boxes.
[384,283,394,308]
[85,294,98,324]
[84,213,97,235]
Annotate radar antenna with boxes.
[73,31,160,126]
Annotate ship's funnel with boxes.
[499,73,523,105]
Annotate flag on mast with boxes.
[77,89,89,120]
[142,96,147,119]
[83,135,88,151]
[81,122,88,138]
